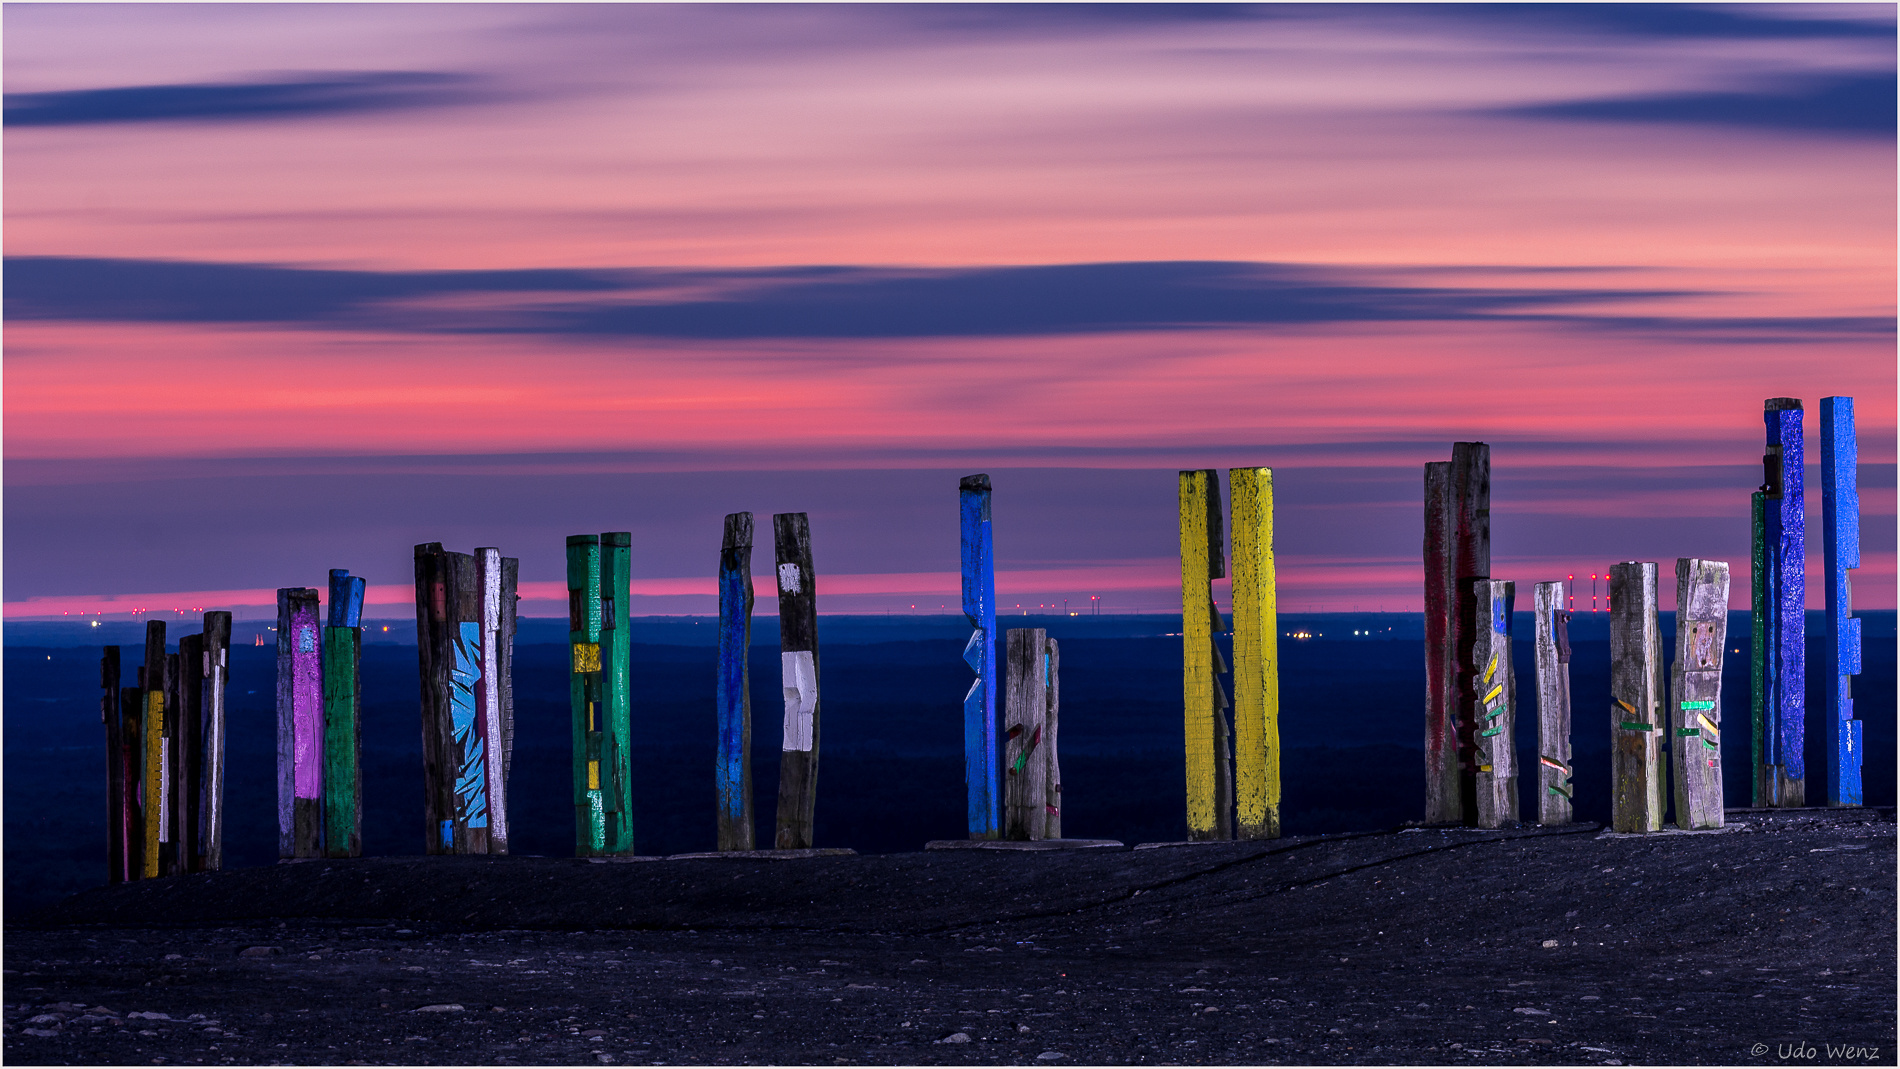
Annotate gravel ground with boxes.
[5,808,1892,1066]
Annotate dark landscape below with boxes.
[4,612,1895,1065]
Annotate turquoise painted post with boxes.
[960,474,1000,839]
[1761,398,1806,807]
[1820,396,1862,807]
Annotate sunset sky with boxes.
[5,2,1893,619]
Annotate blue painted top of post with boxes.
[326,570,365,628]
[1821,397,1861,574]
[959,474,995,629]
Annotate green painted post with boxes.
[322,625,361,857]
[568,533,634,856]
[601,532,634,854]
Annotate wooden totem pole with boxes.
[774,512,821,850]
[1424,442,1490,825]
[1178,468,1234,841]
[1755,398,1805,807]
[716,513,756,850]
[1671,558,1729,830]
[1532,581,1574,824]
[567,533,633,856]
[323,570,367,858]
[1609,562,1664,832]
[1820,395,1863,806]
[960,474,1001,840]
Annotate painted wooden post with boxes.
[323,570,366,858]
[1043,637,1061,840]
[1468,580,1516,828]
[1004,628,1049,841]
[201,611,231,871]
[1229,466,1281,840]
[416,543,516,855]
[598,534,628,853]
[567,534,632,856]
[959,474,1000,840]
[141,621,167,878]
[1820,396,1862,806]
[1532,582,1574,825]
[276,588,324,858]
[102,646,124,883]
[175,634,204,872]
[1179,469,1234,841]
[1761,398,1806,807]
[774,512,821,850]
[1749,490,1767,807]
[567,535,606,854]
[1609,562,1663,833]
[163,650,184,876]
[717,514,756,850]
[1671,558,1730,829]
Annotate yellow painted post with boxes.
[1229,467,1281,839]
[142,689,164,878]
[1179,469,1219,840]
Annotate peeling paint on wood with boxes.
[1820,395,1862,807]
[960,473,1000,840]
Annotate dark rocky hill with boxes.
[6,807,1892,1065]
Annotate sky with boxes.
[4,2,1894,620]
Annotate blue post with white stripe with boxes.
[960,473,1000,839]
[1821,396,1862,807]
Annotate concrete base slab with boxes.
[665,848,858,860]
[924,838,1124,851]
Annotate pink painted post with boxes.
[277,587,325,858]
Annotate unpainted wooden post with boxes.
[1820,396,1862,806]
[1229,466,1280,839]
[102,646,124,883]
[176,634,204,872]
[201,611,231,871]
[1422,461,1459,824]
[774,512,821,850]
[1532,582,1574,825]
[141,620,167,877]
[1761,398,1806,806]
[1043,637,1061,840]
[1179,469,1233,841]
[120,683,143,881]
[1749,492,1766,807]
[1004,627,1049,841]
[1450,443,1491,824]
[959,474,1000,839]
[716,513,756,851]
[1671,558,1730,829]
[1609,562,1663,833]
[323,570,366,858]
[277,587,324,857]
[1469,580,1516,827]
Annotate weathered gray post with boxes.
[1610,562,1663,832]
[1043,637,1061,839]
[1004,628,1050,841]
[1532,582,1573,824]
[1671,558,1730,829]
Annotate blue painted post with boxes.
[716,513,756,850]
[960,473,1000,839]
[1761,398,1806,807]
[1821,396,1862,807]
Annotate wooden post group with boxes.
[415,543,518,855]
[106,611,230,882]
